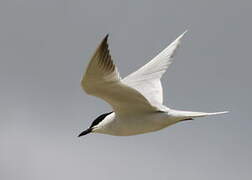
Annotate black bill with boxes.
[78,128,92,137]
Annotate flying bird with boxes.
[78,31,228,137]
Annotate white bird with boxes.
[78,31,228,137]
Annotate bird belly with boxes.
[100,112,178,136]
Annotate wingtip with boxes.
[104,33,109,40]
[177,30,188,40]
[183,29,188,34]
[100,34,109,47]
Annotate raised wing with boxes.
[81,35,157,114]
[122,31,187,107]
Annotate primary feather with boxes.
[123,31,187,107]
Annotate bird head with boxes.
[78,111,113,137]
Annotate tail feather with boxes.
[184,111,229,118]
[169,109,229,119]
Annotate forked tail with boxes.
[169,109,229,120]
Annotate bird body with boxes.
[92,111,173,136]
[88,110,227,136]
[78,31,228,137]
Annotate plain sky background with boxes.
[0,0,251,180]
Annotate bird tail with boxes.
[169,109,229,120]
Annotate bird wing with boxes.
[81,35,157,114]
[122,31,187,107]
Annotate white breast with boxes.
[93,112,177,136]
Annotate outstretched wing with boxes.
[81,35,157,114]
[122,31,187,107]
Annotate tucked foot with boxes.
[180,118,194,122]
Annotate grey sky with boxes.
[0,0,251,179]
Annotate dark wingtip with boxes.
[78,128,92,137]
[99,34,109,48]
[103,34,109,42]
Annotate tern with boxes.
[78,31,228,137]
